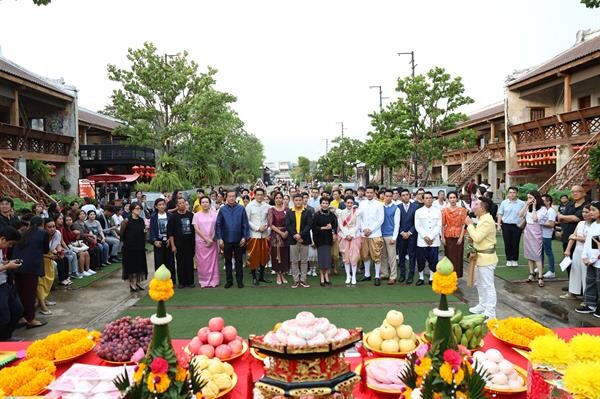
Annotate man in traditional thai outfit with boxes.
[245,187,272,285]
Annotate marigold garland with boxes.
[0,358,55,396]
[432,271,457,295]
[25,328,95,361]
[414,356,432,376]
[569,334,600,363]
[175,365,187,382]
[563,361,600,399]
[487,317,554,347]
[134,363,146,383]
[439,361,465,385]
[149,278,174,302]
[147,372,171,393]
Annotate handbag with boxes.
[517,217,526,230]
[69,240,89,254]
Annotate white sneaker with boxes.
[351,276,357,285]
[88,270,97,275]
[345,276,351,284]
[533,267,538,273]
[469,305,485,314]
[543,271,556,279]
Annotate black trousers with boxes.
[0,282,23,340]
[153,244,176,285]
[57,258,69,282]
[224,242,244,285]
[501,224,521,262]
[175,246,194,286]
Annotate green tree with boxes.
[581,0,600,8]
[315,137,363,182]
[589,145,600,181]
[105,42,264,186]
[292,156,312,183]
[372,67,476,184]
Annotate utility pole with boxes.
[163,53,177,151]
[369,85,387,111]
[337,122,347,180]
[398,51,418,187]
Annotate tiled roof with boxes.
[78,107,121,131]
[509,33,600,87]
[460,102,504,126]
[0,55,75,98]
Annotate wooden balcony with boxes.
[0,123,73,163]
[433,141,506,167]
[509,105,600,151]
[79,144,155,167]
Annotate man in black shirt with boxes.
[557,185,588,292]
[0,197,20,230]
[167,198,195,288]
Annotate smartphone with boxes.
[14,259,23,265]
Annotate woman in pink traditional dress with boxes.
[336,196,361,286]
[192,196,219,287]
[268,192,290,285]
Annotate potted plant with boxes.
[60,176,71,192]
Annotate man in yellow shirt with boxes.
[465,196,498,319]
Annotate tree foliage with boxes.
[105,42,264,186]
[368,67,476,183]
[581,0,600,8]
[589,145,600,182]
[291,156,312,183]
[315,136,363,182]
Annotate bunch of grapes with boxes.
[96,316,153,362]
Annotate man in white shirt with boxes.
[307,187,321,210]
[381,189,400,285]
[245,188,272,285]
[432,190,448,211]
[541,194,557,279]
[414,192,442,286]
[358,186,385,285]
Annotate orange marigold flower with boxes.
[147,372,171,393]
[415,357,432,376]
[440,362,465,385]
[134,363,146,383]
[176,365,187,382]
[432,271,457,295]
[149,278,174,302]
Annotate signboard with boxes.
[78,179,95,199]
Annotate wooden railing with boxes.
[0,123,73,162]
[79,144,155,166]
[433,141,505,167]
[0,156,54,205]
[509,105,600,147]
[539,129,600,193]
[447,146,492,187]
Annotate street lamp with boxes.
[369,85,388,111]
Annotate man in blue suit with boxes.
[397,188,422,284]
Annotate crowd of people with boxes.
[0,181,599,342]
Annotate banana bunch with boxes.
[423,310,487,350]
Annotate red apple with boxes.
[188,337,201,354]
[199,344,215,358]
[215,344,232,360]
[197,327,210,343]
[208,317,225,332]
[228,340,243,354]
[222,326,238,342]
[207,331,224,347]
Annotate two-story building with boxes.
[432,102,506,194]
[437,29,600,195]
[0,54,79,202]
[506,29,600,191]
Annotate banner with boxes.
[78,179,95,199]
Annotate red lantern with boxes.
[132,165,140,173]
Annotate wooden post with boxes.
[564,74,572,112]
[490,122,496,143]
[9,89,19,126]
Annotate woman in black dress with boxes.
[311,197,338,286]
[120,203,148,292]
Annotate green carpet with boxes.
[70,262,122,289]
[493,233,568,281]
[122,304,468,339]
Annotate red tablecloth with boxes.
[1,327,598,399]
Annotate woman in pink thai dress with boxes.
[192,196,219,287]
[336,196,361,286]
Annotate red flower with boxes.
[150,357,169,374]
[443,349,462,368]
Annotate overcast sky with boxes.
[1,0,598,163]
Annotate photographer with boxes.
[0,226,24,341]
[149,198,175,284]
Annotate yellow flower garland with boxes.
[0,358,55,396]
[439,362,464,385]
[147,372,171,393]
[529,335,574,368]
[415,357,432,377]
[175,365,187,382]
[134,363,146,383]
[26,329,94,360]
[487,317,554,347]
[149,278,174,302]
[564,361,600,399]
[432,271,457,295]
